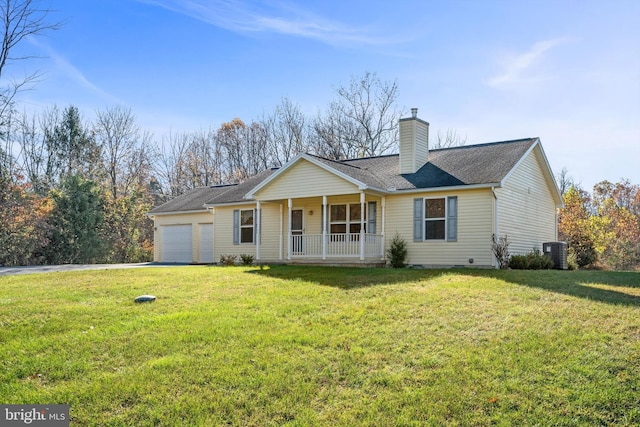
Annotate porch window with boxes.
[330,204,365,240]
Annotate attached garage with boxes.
[160,224,192,263]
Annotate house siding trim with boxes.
[246,153,385,200]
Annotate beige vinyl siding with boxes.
[257,203,282,260]
[213,205,250,260]
[385,189,494,267]
[496,148,558,255]
[152,211,213,263]
[399,118,429,174]
[254,159,360,200]
[399,119,416,174]
[198,223,214,263]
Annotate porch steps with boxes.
[286,258,386,268]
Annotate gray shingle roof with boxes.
[148,185,237,214]
[149,138,537,214]
[205,169,277,205]
[340,138,537,190]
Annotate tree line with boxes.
[557,171,640,271]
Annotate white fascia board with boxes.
[500,138,539,185]
[500,138,563,207]
[244,153,371,199]
[146,209,209,217]
[204,200,257,208]
[244,154,305,199]
[389,183,501,195]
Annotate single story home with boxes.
[148,109,563,268]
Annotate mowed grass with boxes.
[1,266,639,426]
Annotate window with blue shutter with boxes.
[233,210,239,245]
[415,196,458,242]
[367,201,377,235]
[447,196,457,241]
[413,198,423,241]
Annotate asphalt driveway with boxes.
[0,263,180,277]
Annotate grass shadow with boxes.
[250,265,445,290]
[252,265,640,306]
[468,269,640,306]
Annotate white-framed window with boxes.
[413,196,457,242]
[330,203,365,240]
[240,209,254,243]
[425,198,446,240]
[233,208,255,244]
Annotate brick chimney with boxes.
[399,108,429,174]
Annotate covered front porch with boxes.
[254,193,387,264]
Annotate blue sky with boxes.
[12,0,640,191]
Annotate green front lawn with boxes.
[1,266,638,426]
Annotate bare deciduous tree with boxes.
[155,131,190,197]
[433,128,467,149]
[217,118,269,182]
[183,128,223,188]
[333,71,401,158]
[0,0,61,122]
[94,105,153,198]
[262,97,307,167]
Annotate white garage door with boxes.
[199,223,214,263]
[161,225,192,263]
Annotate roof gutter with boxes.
[146,209,210,217]
[386,182,502,195]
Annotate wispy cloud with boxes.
[486,38,571,89]
[136,0,395,46]
[28,37,123,104]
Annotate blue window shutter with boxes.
[233,209,239,245]
[447,196,458,241]
[324,204,329,234]
[413,198,423,241]
[253,208,258,244]
[367,201,377,234]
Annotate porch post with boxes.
[279,203,283,260]
[255,201,261,261]
[287,198,292,260]
[360,192,365,261]
[322,195,327,260]
[381,196,386,260]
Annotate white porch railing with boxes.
[290,233,384,258]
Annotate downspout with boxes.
[256,201,261,261]
[381,196,386,261]
[279,204,283,260]
[491,186,498,269]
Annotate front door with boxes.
[291,209,304,254]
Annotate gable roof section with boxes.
[244,154,388,199]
